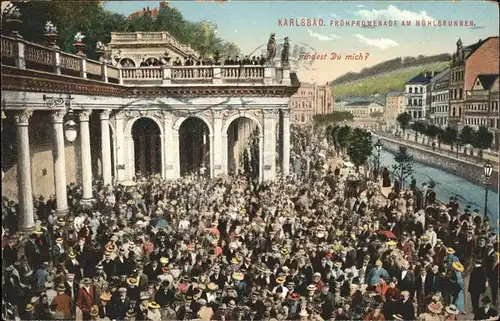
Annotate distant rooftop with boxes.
[407,72,435,84]
[345,101,383,107]
[386,90,404,97]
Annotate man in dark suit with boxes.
[24,234,41,268]
[398,291,415,321]
[397,262,415,297]
[144,260,161,283]
[474,296,498,320]
[112,288,131,320]
[469,260,488,314]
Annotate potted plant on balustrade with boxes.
[95,41,107,63]
[74,32,86,57]
[3,3,22,38]
[44,21,59,49]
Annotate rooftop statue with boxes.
[266,33,276,64]
[281,37,290,68]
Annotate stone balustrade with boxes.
[1,35,287,86]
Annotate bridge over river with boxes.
[378,150,499,231]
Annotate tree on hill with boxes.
[396,112,411,133]
[330,53,451,85]
[392,146,414,188]
[2,1,240,60]
[346,128,373,171]
[313,111,354,125]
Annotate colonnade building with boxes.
[1,30,299,232]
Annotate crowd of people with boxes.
[2,125,499,321]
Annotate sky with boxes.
[104,1,499,84]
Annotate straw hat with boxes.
[127,277,139,286]
[276,276,286,284]
[228,300,236,309]
[231,257,240,264]
[105,244,116,252]
[160,257,168,264]
[149,301,160,309]
[81,278,92,285]
[421,235,430,241]
[207,282,218,291]
[232,272,244,281]
[386,240,397,246]
[68,250,77,259]
[451,262,464,273]
[428,302,443,314]
[401,291,410,297]
[56,283,66,292]
[91,305,99,317]
[45,281,54,288]
[281,248,291,255]
[126,309,136,317]
[393,314,404,321]
[100,292,112,301]
[446,248,455,254]
[445,305,459,315]
[258,265,271,274]
[55,238,64,244]
[306,285,317,292]
[25,304,35,313]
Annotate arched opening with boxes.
[120,58,136,68]
[132,118,162,177]
[226,117,260,182]
[179,117,210,177]
[140,57,161,67]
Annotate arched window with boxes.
[120,58,136,67]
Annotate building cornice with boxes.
[1,66,299,98]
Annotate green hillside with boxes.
[332,61,450,97]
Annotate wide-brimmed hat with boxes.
[140,292,151,301]
[401,290,410,297]
[55,238,64,244]
[276,276,286,284]
[100,292,112,301]
[105,244,116,252]
[445,305,459,315]
[258,265,271,274]
[45,281,54,288]
[81,278,92,285]
[386,240,397,246]
[149,301,160,309]
[25,304,35,313]
[126,309,136,317]
[90,305,99,317]
[482,296,492,304]
[306,285,317,292]
[56,283,66,292]
[127,277,139,286]
[421,235,430,241]
[451,262,464,272]
[281,248,291,255]
[428,302,443,314]
[232,272,244,281]
[393,314,404,320]
[228,300,236,308]
[68,250,77,258]
[231,257,240,264]
[446,248,455,254]
[160,257,168,264]
[207,282,218,291]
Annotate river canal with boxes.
[378,150,499,231]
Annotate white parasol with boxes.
[120,180,137,187]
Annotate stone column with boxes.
[163,112,176,179]
[100,110,112,187]
[212,110,224,177]
[280,109,291,176]
[115,112,126,181]
[173,133,180,178]
[13,111,34,232]
[79,110,93,204]
[51,111,69,216]
[262,109,277,181]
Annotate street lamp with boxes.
[483,161,493,217]
[374,139,383,180]
[43,94,77,142]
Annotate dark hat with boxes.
[482,296,491,304]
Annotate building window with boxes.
[418,99,422,106]
[459,89,463,99]
[452,107,456,116]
